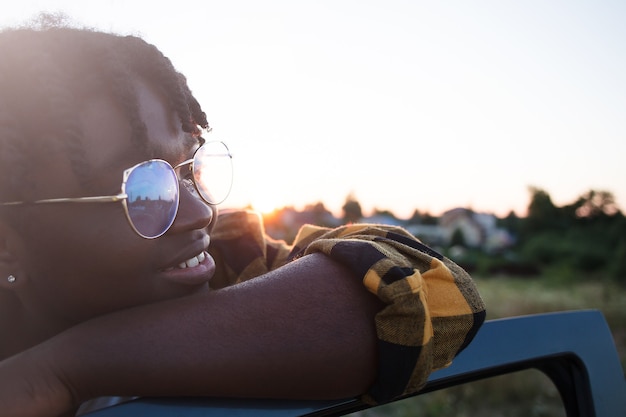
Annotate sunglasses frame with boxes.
[0,140,233,239]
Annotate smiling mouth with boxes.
[164,251,207,271]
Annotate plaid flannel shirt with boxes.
[209,209,486,404]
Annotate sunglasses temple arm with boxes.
[4,193,129,205]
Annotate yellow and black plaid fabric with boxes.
[209,209,486,404]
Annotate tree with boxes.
[498,210,521,237]
[521,186,562,240]
[373,208,398,221]
[408,209,439,225]
[304,202,336,228]
[450,228,467,248]
[574,190,619,218]
[342,193,362,224]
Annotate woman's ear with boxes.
[0,221,25,290]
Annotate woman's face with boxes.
[9,77,217,330]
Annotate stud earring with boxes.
[7,275,16,283]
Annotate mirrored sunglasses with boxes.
[0,140,233,239]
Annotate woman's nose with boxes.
[169,185,214,233]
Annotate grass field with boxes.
[477,276,626,367]
[347,276,626,417]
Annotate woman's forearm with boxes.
[1,253,382,415]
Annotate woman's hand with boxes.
[0,347,76,417]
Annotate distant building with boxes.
[262,204,340,242]
[439,208,514,251]
[262,204,514,252]
[349,207,514,252]
[405,224,447,247]
[361,213,405,227]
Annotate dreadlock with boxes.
[0,21,210,203]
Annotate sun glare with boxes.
[252,198,279,214]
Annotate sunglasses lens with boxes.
[125,160,179,238]
[193,141,233,205]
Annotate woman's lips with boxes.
[159,250,216,286]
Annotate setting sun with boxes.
[251,198,280,214]
[3,1,624,218]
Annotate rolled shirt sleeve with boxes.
[209,210,486,404]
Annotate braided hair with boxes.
[0,22,209,203]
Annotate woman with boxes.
[0,22,485,417]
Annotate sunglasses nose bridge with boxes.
[173,160,204,198]
[170,180,215,233]
[180,177,196,195]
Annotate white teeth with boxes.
[187,256,200,268]
[176,251,206,269]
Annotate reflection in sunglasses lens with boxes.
[126,161,178,238]
[194,141,233,205]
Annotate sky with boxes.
[2,1,625,218]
